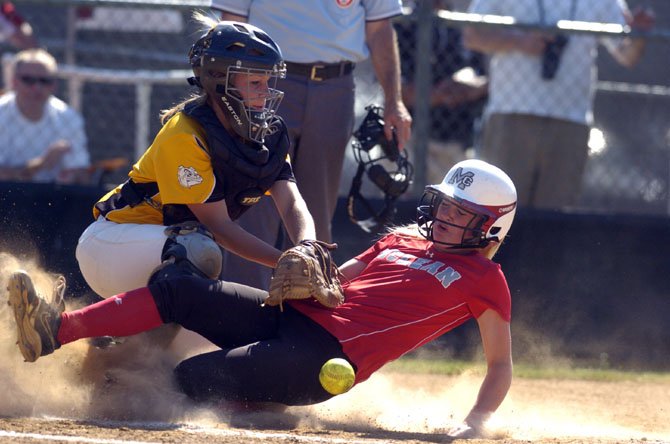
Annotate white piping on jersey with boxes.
[401,312,472,356]
[339,301,469,343]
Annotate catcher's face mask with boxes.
[347,105,414,233]
[188,21,286,143]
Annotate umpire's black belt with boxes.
[285,61,355,81]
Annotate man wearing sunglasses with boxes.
[0,48,90,184]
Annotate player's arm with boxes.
[365,18,412,150]
[188,200,282,268]
[338,258,367,282]
[269,179,316,245]
[450,308,512,438]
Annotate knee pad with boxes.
[163,222,222,280]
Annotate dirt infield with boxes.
[1,255,669,444]
[1,374,669,444]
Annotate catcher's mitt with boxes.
[265,240,345,311]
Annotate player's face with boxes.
[431,199,475,250]
[230,72,272,110]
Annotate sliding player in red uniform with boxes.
[9,159,516,438]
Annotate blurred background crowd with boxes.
[0,0,668,215]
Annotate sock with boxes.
[57,287,164,345]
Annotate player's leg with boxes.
[7,269,275,362]
[174,306,348,406]
[149,273,279,348]
[77,218,222,298]
[76,218,167,298]
[7,268,166,362]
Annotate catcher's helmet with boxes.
[188,21,286,143]
[347,105,413,233]
[417,159,517,249]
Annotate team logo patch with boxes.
[448,167,474,190]
[336,0,353,8]
[178,165,203,188]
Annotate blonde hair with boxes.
[159,11,219,124]
[12,48,57,75]
[388,223,423,238]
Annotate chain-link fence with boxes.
[3,0,670,214]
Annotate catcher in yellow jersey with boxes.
[76,15,316,298]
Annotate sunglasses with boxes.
[18,75,56,86]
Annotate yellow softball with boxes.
[319,358,356,395]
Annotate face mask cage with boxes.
[417,190,494,249]
[202,60,285,143]
[347,105,414,233]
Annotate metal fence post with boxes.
[411,0,433,196]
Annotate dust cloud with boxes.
[1,251,668,443]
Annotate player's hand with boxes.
[382,99,412,151]
[445,422,481,439]
[443,409,490,439]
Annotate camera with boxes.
[541,34,569,80]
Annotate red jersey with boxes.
[290,232,511,384]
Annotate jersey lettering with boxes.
[377,248,462,289]
[420,260,444,276]
[435,266,462,288]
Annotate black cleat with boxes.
[7,270,64,362]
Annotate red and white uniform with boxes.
[292,232,511,383]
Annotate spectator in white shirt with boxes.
[0,48,90,184]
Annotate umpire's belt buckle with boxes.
[310,64,325,81]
